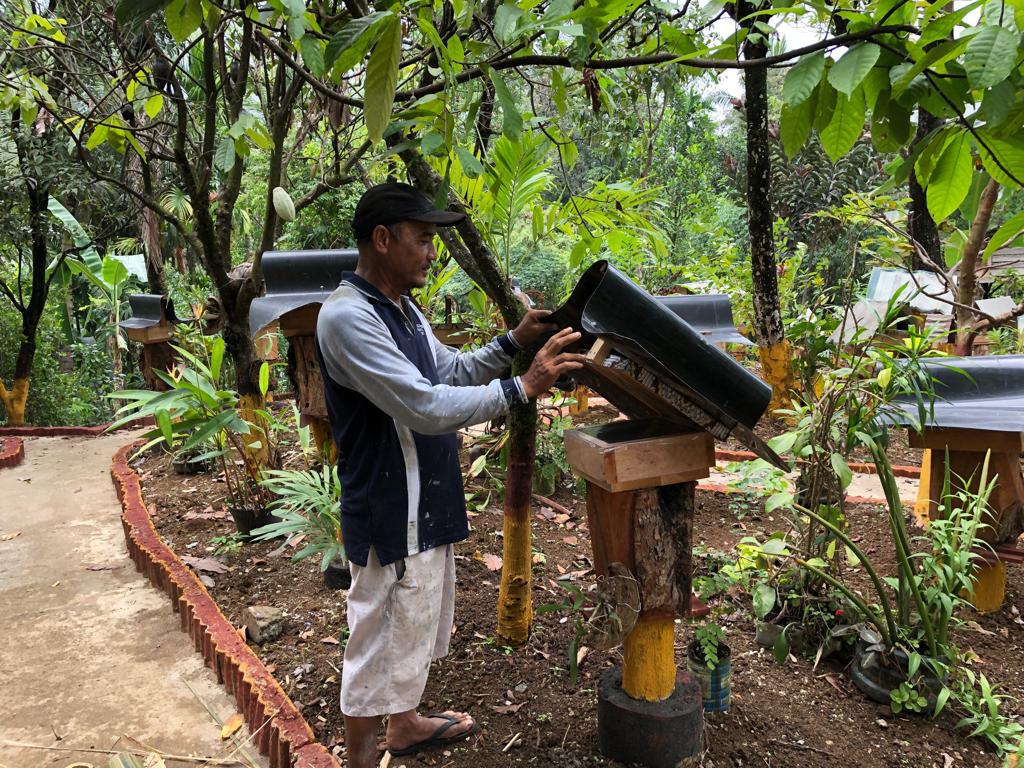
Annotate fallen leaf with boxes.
[942,753,954,768]
[199,574,215,588]
[482,553,503,571]
[181,555,229,574]
[221,713,244,739]
[556,565,566,574]
[532,552,546,565]
[576,645,590,666]
[183,508,231,521]
[321,636,340,645]
[299,629,314,640]
[266,663,277,674]
[562,536,578,546]
[537,507,557,520]
[51,581,61,587]
[491,703,524,714]
[553,513,570,525]
[143,754,168,768]
[1,530,22,541]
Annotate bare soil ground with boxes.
[136,415,1021,768]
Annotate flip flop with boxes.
[387,712,479,757]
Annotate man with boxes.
[316,182,585,767]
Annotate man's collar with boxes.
[342,271,411,309]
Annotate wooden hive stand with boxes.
[278,305,335,460]
[910,427,1024,612]
[564,418,713,768]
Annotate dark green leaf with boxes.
[299,35,325,77]
[164,0,203,43]
[820,90,865,162]
[927,132,973,222]
[455,146,483,177]
[983,209,1024,260]
[325,12,392,73]
[364,16,401,143]
[780,98,813,158]
[772,631,789,665]
[965,25,1020,89]
[215,135,237,172]
[489,71,522,140]
[782,51,825,105]
[115,0,171,28]
[828,43,880,96]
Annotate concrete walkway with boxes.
[0,434,267,768]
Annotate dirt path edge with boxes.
[110,441,340,768]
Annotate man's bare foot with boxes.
[386,710,476,755]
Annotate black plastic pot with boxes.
[754,621,806,655]
[171,456,212,475]
[849,637,945,706]
[228,507,278,538]
[324,560,352,590]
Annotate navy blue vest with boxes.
[316,274,467,567]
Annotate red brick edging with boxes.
[0,437,24,468]
[714,448,921,479]
[0,416,155,437]
[110,442,339,768]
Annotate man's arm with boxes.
[318,299,523,435]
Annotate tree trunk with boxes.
[0,327,36,425]
[742,29,793,410]
[908,109,945,270]
[955,179,1001,355]
[497,396,537,645]
[399,145,536,645]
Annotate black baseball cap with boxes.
[352,182,466,241]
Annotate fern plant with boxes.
[250,463,345,571]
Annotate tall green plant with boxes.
[108,338,273,510]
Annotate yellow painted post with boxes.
[569,385,589,415]
[913,449,932,527]
[621,616,676,702]
[971,561,1007,613]
[239,392,269,465]
[309,417,337,464]
[757,340,796,414]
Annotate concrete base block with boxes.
[597,666,704,768]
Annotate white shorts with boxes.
[340,544,455,717]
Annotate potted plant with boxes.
[250,462,349,589]
[686,620,731,713]
[108,337,274,535]
[798,447,995,713]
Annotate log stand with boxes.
[910,427,1024,612]
[279,305,335,460]
[125,321,176,392]
[564,419,714,768]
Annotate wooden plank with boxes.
[922,448,1024,545]
[564,424,714,493]
[908,427,1024,453]
[584,484,636,576]
[279,304,321,337]
[125,324,173,344]
[585,337,614,366]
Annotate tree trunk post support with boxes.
[564,420,713,768]
[279,306,335,462]
[124,322,177,392]
[909,427,1024,612]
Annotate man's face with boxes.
[377,220,438,291]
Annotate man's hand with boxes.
[520,327,587,399]
[511,309,557,349]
